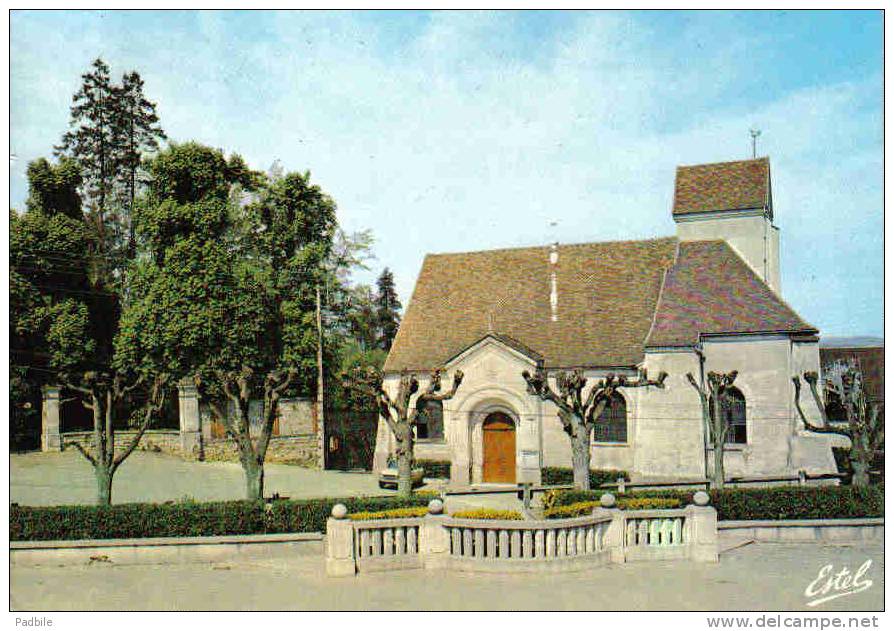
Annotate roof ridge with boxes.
[676,156,770,170]
[644,240,680,347]
[425,235,678,258]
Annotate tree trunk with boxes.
[851,456,870,487]
[571,427,591,491]
[96,464,113,506]
[396,425,414,498]
[244,460,264,500]
[711,396,725,490]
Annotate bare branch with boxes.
[64,440,97,466]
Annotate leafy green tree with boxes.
[12,157,167,501]
[246,170,337,391]
[119,142,299,500]
[375,268,401,351]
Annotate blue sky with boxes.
[10,10,883,337]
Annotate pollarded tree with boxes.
[686,370,739,490]
[522,368,667,490]
[196,367,296,499]
[792,361,883,487]
[349,367,464,497]
[59,371,168,505]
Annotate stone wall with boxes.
[61,430,319,467]
[201,435,319,467]
[62,430,183,456]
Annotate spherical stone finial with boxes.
[600,493,616,508]
[428,499,444,515]
[693,491,710,507]
[331,503,348,519]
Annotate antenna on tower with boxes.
[749,128,761,159]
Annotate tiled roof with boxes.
[645,240,816,347]
[384,238,678,372]
[385,237,817,372]
[673,157,770,216]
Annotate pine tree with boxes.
[55,58,118,272]
[113,71,166,258]
[375,268,401,351]
[56,58,166,282]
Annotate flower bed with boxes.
[450,509,523,520]
[348,507,429,520]
[544,497,681,519]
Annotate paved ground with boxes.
[11,451,533,511]
[10,543,883,611]
[11,451,394,505]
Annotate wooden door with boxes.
[482,413,516,483]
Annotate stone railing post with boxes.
[41,385,62,452]
[420,499,451,569]
[325,504,356,577]
[686,491,719,563]
[178,380,202,457]
[598,493,626,564]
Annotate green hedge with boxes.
[546,485,884,521]
[541,467,629,488]
[10,495,433,542]
[417,459,451,479]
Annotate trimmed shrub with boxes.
[348,507,429,520]
[544,501,600,519]
[543,485,884,521]
[541,467,629,488]
[451,509,523,520]
[10,495,432,541]
[417,460,451,479]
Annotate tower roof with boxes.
[673,157,771,218]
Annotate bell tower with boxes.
[673,157,780,294]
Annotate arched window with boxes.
[709,387,747,444]
[593,392,627,443]
[416,399,444,441]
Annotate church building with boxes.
[373,157,838,485]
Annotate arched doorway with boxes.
[482,412,516,483]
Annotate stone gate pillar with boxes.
[41,385,62,452]
[178,380,202,456]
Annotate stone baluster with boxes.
[498,530,510,559]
